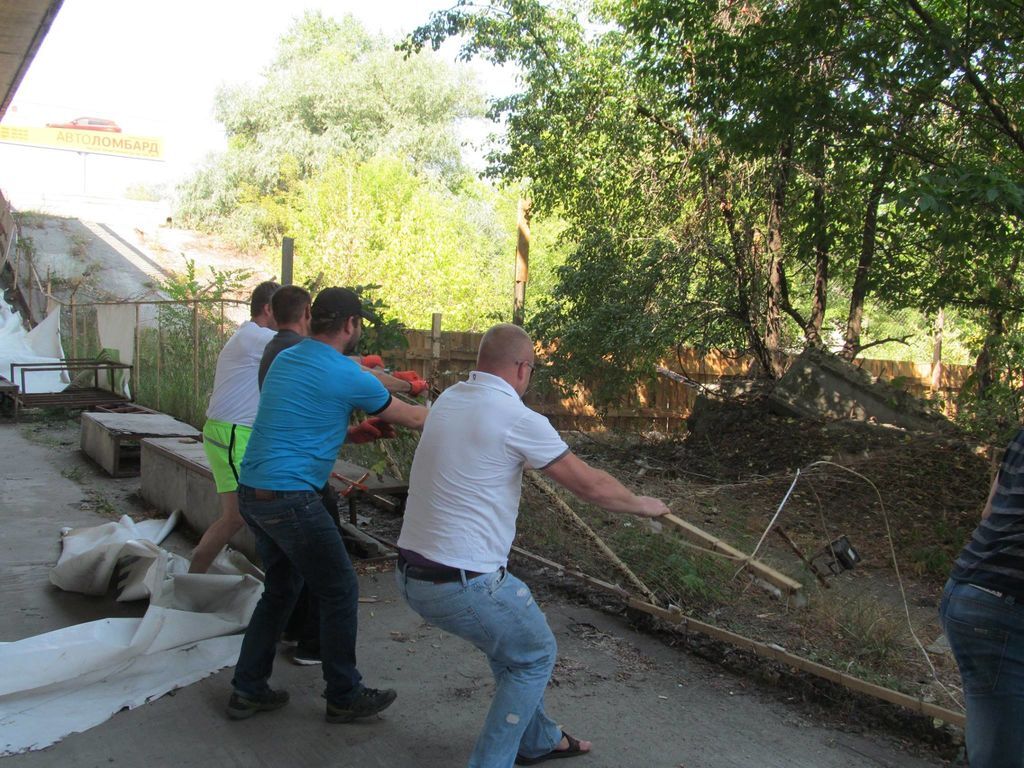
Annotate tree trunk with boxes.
[720,193,775,376]
[805,139,830,347]
[974,252,1022,399]
[841,157,893,360]
[764,137,794,377]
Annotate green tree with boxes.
[408,0,1022,408]
[177,11,483,246]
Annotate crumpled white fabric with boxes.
[0,303,69,393]
[0,514,264,756]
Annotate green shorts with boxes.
[202,419,252,493]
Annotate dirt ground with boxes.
[498,394,988,730]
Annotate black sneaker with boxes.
[293,646,322,666]
[325,687,397,723]
[225,688,290,720]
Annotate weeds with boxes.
[91,493,118,518]
[60,465,85,483]
[816,595,907,672]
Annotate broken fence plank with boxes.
[509,545,963,728]
[663,513,803,597]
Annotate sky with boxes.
[1,0,514,199]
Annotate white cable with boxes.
[804,460,965,712]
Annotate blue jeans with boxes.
[940,579,1024,768]
[233,485,363,706]
[397,567,562,768]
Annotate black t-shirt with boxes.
[257,329,303,390]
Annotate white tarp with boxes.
[0,301,69,393]
[95,303,135,398]
[0,514,263,756]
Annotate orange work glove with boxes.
[360,354,385,369]
[346,417,397,444]
[393,371,429,397]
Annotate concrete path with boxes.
[0,420,945,768]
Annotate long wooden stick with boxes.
[526,471,659,604]
[663,513,803,597]
[509,545,963,728]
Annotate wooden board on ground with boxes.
[81,411,200,477]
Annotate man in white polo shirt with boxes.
[396,323,669,767]
[189,280,279,574]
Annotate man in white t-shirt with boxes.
[396,324,669,767]
[189,281,279,574]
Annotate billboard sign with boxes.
[0,125,164,160]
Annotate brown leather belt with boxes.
[397,554,483,583]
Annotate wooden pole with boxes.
[192,300,200,422]
[774,526,829,589]
[513,198,531,326]
[508,545,964,727]
[930,308,944,395]
[526,471,659,604]
[281,237,294,286]
[663,512,803,598]
[156,313,162,411]
[429,313,442,404]
[133,302,140,401]
[70,296,77,359]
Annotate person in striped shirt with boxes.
[941,428,1024,768]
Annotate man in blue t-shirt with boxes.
[227,287,427,725]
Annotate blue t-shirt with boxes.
[240,338,391,490]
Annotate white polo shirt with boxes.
[205,320,276,427]
[398,371,569,572]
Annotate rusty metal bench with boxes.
[10,359,133,419]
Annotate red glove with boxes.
[393,371,429,397]
[360,354,385,369]
[346,417,397,444]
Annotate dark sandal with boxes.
[515,731,588,765]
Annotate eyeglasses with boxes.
[516,360,536,374]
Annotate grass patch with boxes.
[60,465,85,483]
[815,595,907,673]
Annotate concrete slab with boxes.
[769,347,950,432]
[0,421,946,767]
[139,435,256,560]
[80,411,200,477]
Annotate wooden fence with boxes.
[385,327,974,432]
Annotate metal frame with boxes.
[10,359,133,418]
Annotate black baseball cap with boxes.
[310,287,377,323]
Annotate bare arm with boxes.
[542,452,669,518]
[345,355,416,394]
[368,368,416,394]
[376,397,428,430]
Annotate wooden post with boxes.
[930,308,944,395]
[156,314,162,411]
[70,296,77,359]
[513,198,531,326]
[429,313,442,403]
[281,237,294,286]
[133,302,140,401]
[192,301,200,422]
